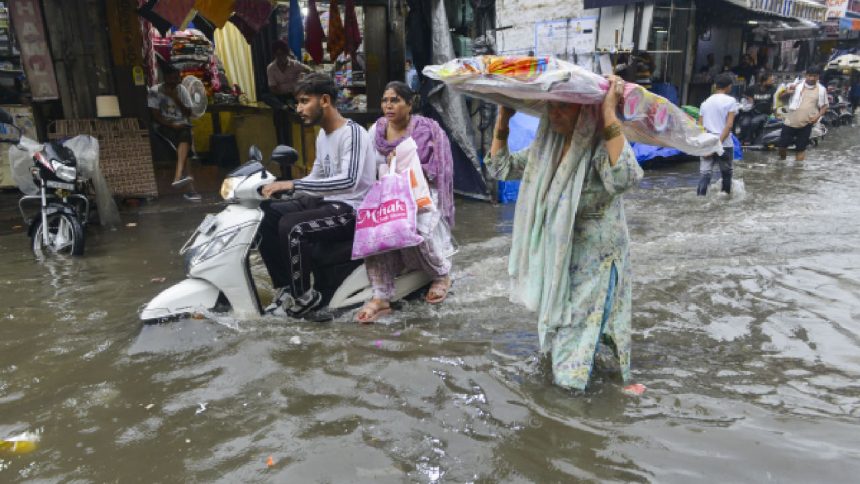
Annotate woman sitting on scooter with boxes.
[739,69,777,146]
[355,81,455,323]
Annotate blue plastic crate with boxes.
[497,179,521,204]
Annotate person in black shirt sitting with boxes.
[738,69,777,146]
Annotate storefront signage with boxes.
[825,0,850,19]
[583,0,641,7]
[535,17,597,70]
[8,0,59,101]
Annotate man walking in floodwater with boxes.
[485,75,643,391]
[697,73,738,196]
[778,65,828,162]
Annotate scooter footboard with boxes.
[140,278,220,321]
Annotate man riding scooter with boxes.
[738,69,777,146]
[258,73,376,317]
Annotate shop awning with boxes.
[584,0,642,8]
[720,0,827,22]
[755,18,822,41]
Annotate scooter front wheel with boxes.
[31,212,85,256]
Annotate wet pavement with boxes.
[1,128,859,482]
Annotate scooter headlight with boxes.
[51,160,76,182]
[186,228,240,269]
[220,177,239,201]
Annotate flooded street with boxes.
[2,129,860,482]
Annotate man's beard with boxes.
[304,106,324,125]
[806,81,816,87]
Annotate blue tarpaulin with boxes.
[504,112,742,165]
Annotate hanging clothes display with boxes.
[288,0,304,60]
[344,0,362,57]
[137,0,173,36]
[194,0,236,28]
[305,0,324,63]
[152,0,196,29]
[233,0,274,32]
[328,0,346,61]
[229,0,274,43]
[215,22,257,102]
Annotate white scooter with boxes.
[140,146,433,323]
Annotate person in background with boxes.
[699,53,720,82]
[850,72,860,113]
[697,73,738,196]
[777,65,828,162]
[732,54,756,86]
[739,69,777,145]
[148,62,200,201]
[354,81,455,323]
[258,73,376,318]
[721,55,734,74]
[263,39,312,175]
[405,59,420,93]
[484,75,644,392]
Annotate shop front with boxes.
[132,0,391,182]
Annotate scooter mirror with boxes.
[271,145,298,165]
[248,145,263,162]
[271,145,298,180]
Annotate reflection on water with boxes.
[2,131,860,481]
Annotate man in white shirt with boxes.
[259,73,376,317]
[697,73,738,196]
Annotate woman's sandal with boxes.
[354,299,392,324]
[425,276,452,304]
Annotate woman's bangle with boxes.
[495,128,510,140]
[602,122,622,141]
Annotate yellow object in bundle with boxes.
[0,432,40,455]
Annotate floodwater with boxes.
[1,130,859,482]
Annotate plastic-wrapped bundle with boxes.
[63,135,121,228]
[423,56,724,156]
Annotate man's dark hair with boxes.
[295,73,338,102]
[714,73,734,89]
[806,65,821,75]
[273,39,290,55]
[760,68,773,80]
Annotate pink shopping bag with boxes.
[351,160,424,260]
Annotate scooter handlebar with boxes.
[257,186,295,199]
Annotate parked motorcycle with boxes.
[0,109,89,256]
[755,116,827,151]
[140,145,437,323]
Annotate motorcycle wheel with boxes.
[31,212,85,256]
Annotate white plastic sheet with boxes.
[423,56,724,156]
[63,135,121,228]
